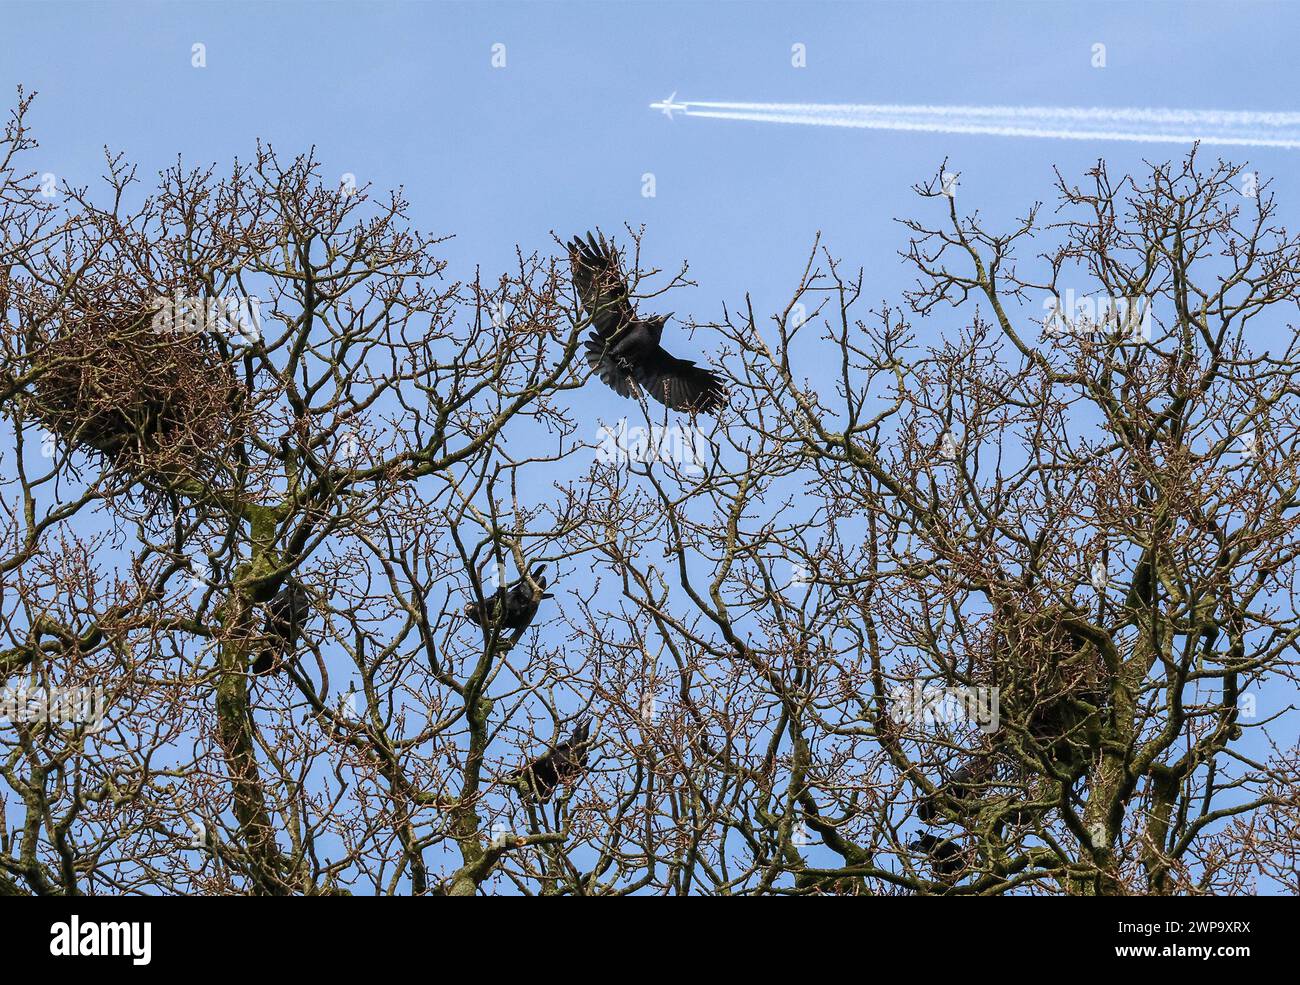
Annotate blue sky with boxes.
[7,0,1300,345]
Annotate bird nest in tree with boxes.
[29,303,244,483]
[984,605,1109,767]
[918,606,1111,825]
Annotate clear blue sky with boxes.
[5,0,1300,341]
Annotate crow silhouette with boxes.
[252,579,310,675]
[917,759,991,823]
[465,564,553,633]
[516,718,593,803]
[568,232,725,414]
[909,833,966,879]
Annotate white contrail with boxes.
[655,100,1300,148]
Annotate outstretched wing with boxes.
[632,345,727,414]
[569,231,635,339]
[572,231,727,414]
[584,335,726,413]
[583,332,639,399]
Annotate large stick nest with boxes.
[985,605,1110,766]
[28,302,246,483]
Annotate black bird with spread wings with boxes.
[568,232,725,414]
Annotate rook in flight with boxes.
[569,231,725,414]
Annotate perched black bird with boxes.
[568,232,725,414]
[252,579,310,675]
[464,565,553,633]
[917,760,989,823]
[516,718,593,803]
[910,833,966,879]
